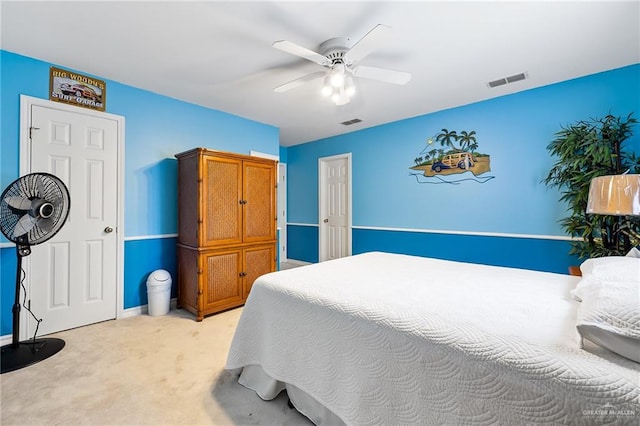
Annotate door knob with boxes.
[323,218,329,223]
[104,226,114,233]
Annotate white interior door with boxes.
[319,154,352,262]
[278,163,287,262]
[23,101,120,337]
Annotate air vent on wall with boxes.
[341,118,362,126]
[487,72,527,88]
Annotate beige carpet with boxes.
[0,307,312,426]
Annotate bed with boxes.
[225,252,640,425]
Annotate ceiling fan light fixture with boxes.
[330,63,346,88]
[321,74,333,96]
[344,74,356,97]
[331,86,351,106]
[330,73,344,88]
[323,69,355,105]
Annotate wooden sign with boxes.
[49,67,106,111]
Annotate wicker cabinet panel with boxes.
[243,161,276,243]
[176,148,277,320]
[243,244,276,299]
[204,156,243,246]
[203,249,243,310]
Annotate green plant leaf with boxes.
[543,112,639,259]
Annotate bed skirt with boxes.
[237,365,346,426]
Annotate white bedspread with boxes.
[226,252,640,425]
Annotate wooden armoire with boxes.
[175,148,277,321]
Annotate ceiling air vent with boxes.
[487,72,527,88]
[506,72,527,83]
[487,78,507,88]
[341,118,362,126]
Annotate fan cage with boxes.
[0,173,70,245]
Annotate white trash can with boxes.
[146,269,172,316]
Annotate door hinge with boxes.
[29,126,40,139]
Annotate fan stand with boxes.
[1,244,65,374]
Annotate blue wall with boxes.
[0,50,279,336]
[123,238,178,309]
[285,64,640,272]
[2,48,639,336]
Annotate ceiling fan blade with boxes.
[352,65,412,85]
[343,24,392,65]
[5,196,33,211]
[274,71,326,93]
[13,213,37,238]
[272,40,331,67]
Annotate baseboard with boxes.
[121,298,178,318]
[0,334,11,346]
[0,298,179,345]
[280,259,312,267]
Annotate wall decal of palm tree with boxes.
[410,129,493,183]
[458,131,478,151]
[435,129,459,149]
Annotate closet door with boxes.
[242,160,276,243]
[202,155,243,247]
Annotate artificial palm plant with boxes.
[543,113,640,259]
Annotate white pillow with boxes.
[626,246,640,258]
[579,256,640,281]
[575,276,640,363]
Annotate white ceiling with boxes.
[1,1,639,146]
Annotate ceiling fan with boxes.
[273,24,411,106]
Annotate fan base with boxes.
[0,338,65,374]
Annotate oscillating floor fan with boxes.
[0,172,70,373]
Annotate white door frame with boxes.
[278,162,287,262]
[18,95,125,339]
[318,153,352,262]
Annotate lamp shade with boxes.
[586,174,640,215]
